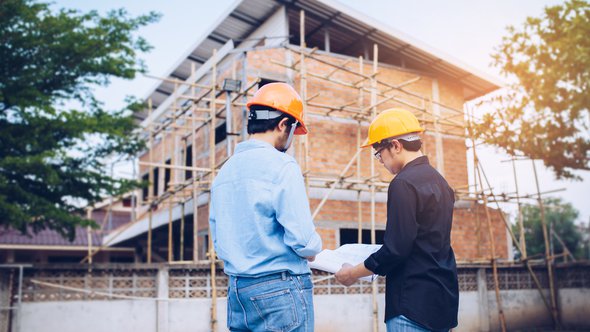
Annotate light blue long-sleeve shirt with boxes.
[209,139,322,277]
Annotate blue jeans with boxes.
[387,315,448,332]
[227,271,314,332]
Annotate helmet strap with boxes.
[281,120,298,153]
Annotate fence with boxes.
[1,262,589,332]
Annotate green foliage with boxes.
[475,0,590,179]
[0,0,160,240]
[512,197,581,260]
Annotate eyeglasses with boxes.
[373,147,387,161]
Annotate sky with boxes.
[52,0,590,225]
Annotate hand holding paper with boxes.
[308,244,381,282]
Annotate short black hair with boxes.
[247,105,297,134]
[372,138,422,152]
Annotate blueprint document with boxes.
[308,244,381,282]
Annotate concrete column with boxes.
[157,267,169,332]
[477,268,490,332]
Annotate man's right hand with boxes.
[335,263,357,286]
[306,256,316,262]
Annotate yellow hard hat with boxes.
[361,108,424,148]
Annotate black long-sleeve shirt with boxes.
[364,156,459,330]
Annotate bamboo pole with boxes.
[138,161,212,173]
[300,10,310,194]
[311,149,362,220]
[191,62,200,263]
[475,161,507,332]
[370,43,379,332]
[532,160,561,328]
[357,55,364,244]
[86,208,93,265]
[285,44,467,118]
[167,83,180,263]
[147,98,154,264]
[512,157,527,259]
[271,58,466,130]
[180,137,187,262]
[473,152,555,316]
[552,231,576,262]
[467,105,506,332]
[209,49,218,332]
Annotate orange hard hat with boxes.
[361,108,424,147]
[246,82,308,135]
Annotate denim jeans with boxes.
[386,315,449,332]
[227,271,314,332]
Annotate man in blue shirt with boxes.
[209,82,322,331]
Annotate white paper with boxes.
[309,244,381,282]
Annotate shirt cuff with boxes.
[364,249,390,276]
[294,232,322,257]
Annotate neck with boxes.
[400,150,424,169]
[250,131,280,150]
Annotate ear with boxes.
[277,117,290,132]
[391,140,402,152]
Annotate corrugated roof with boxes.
[0,211,130,247]
[0,227,102,247]
[141,0,502,119]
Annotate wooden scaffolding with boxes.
[80,10,570,332]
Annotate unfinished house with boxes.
[101,0,510,263]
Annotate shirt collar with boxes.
[399,155,429,174]
[234,138,276,154]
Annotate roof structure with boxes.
[141,0,502,116]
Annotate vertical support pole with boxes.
[241,53,249,141]
[108,163,114,231]
[86,208,93,265]
[132,158,137,224]
[147,98,154,264]
[324,29,330,53]
[180,202,185,261]
[466,104,506,332]
[168,83,179,263]
[432,79,445,176]
[466,105,482,258]
[475,162,507,332]
[209,49,219,332]
[299,10,310,193]
[357,56,364,244]
[370,43,378,332]
[191,62,199,263]
[512,158,526,259]
[225,94,233,157]
[180,138,187,262]
[532,160,560,328]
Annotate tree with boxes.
[0,0,160,240]
[512,197,582,260]
[474,0,590,179]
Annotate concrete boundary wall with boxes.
[3,263,590,332]
[12,289,590,332]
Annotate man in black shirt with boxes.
[335,108,459,332]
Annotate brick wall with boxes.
[138,47,510,260]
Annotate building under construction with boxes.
[1,1,589,332]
